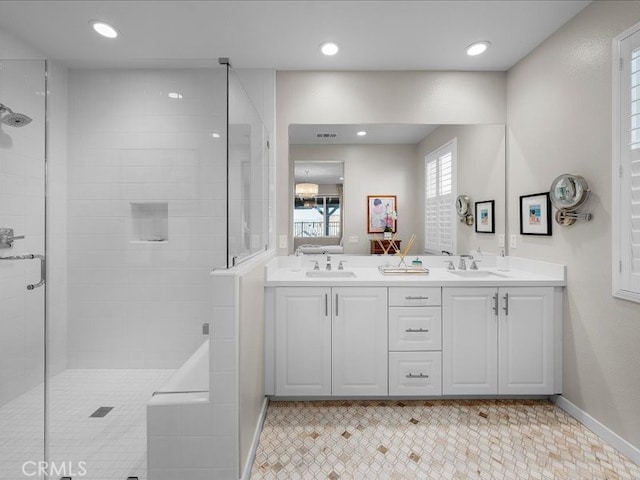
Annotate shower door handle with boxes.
[0,254,45,290]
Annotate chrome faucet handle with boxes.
[338,260,347,270]
[312,261,320,271]
[458,254,473,270]
[469,260,481,270]
[444,260,455,270]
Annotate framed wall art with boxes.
[520,192,552,236]
[367,195,396,233]
[475,200,495,233]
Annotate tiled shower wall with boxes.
[67,68,227,368]
[0,59,46,406]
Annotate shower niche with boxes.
[130,202,168,243]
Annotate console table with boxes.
[370,239,402,254]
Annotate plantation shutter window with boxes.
[425,140,456,254]
[614,24,640,303]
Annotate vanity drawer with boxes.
[388,287,441,307]
[389,306,441,351]
[389,352,442,396]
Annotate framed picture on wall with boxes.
[367,195,397,233]
[475,200,495,233]
[520,192,552,235]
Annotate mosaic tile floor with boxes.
[0,369,174,480]
[251,399,640,480]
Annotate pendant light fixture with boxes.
[295,170,319,199]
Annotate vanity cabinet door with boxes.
[442,287,498,395]
[332,287,388,396]
[275,287,332,396]
[498,287,554,394]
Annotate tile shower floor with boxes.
[251,399,640,480]
[0,369,174,480]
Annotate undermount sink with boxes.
[448,270,505,278]
[306,270,356,278]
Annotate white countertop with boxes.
[265,254,566,288]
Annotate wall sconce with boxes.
[549,174,592,225]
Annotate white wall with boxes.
[67,68,227,368]
[507,0,640,450]
[290,143,418,254]
[276,70,507,254]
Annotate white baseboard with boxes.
[552,395,640,465]
[240,397,270,480]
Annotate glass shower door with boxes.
[0,59,47,479]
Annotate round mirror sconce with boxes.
[549,174,592,226]
[455,194,475,226]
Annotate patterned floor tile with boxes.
[250,400,640,480]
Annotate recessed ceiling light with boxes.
[90,20,119,39]
[466,41,491,56]
[168,92,183,99]
[211,132,221,138]
[357,131,367,136]
[320,42,340,56]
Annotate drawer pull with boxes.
[405,328,429,333]
[405,296,429,300]
[406,373,429,379]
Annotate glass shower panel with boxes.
[46,61,227,480]
[227,69,269,266]
[0,59,46,480]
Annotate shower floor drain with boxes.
[90,406,114,418]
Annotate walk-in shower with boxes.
[0,57,270,480]
[0,102,32,127]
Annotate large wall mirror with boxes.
[289,124,506,256]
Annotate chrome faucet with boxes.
[326,256,332,271]
[458,255,473,270]
[469,259,481,270]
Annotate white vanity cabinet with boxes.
[332,287,388,396]
[388,287,442,396]
[275,287,332,396]
[442,286,556,395]
[274,286,387,396]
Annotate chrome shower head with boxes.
[0,102,32,128]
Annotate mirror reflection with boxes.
[289,124,505,256]
[293,161,345,254]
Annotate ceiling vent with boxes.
[316,132,337,139]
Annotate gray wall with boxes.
[507,0,640,450]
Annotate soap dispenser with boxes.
[497,249,509,271]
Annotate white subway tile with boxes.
[181,404,215,437]
[147,405,182,437]
[148,436,182,469]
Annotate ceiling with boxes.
[0,1,590,70]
